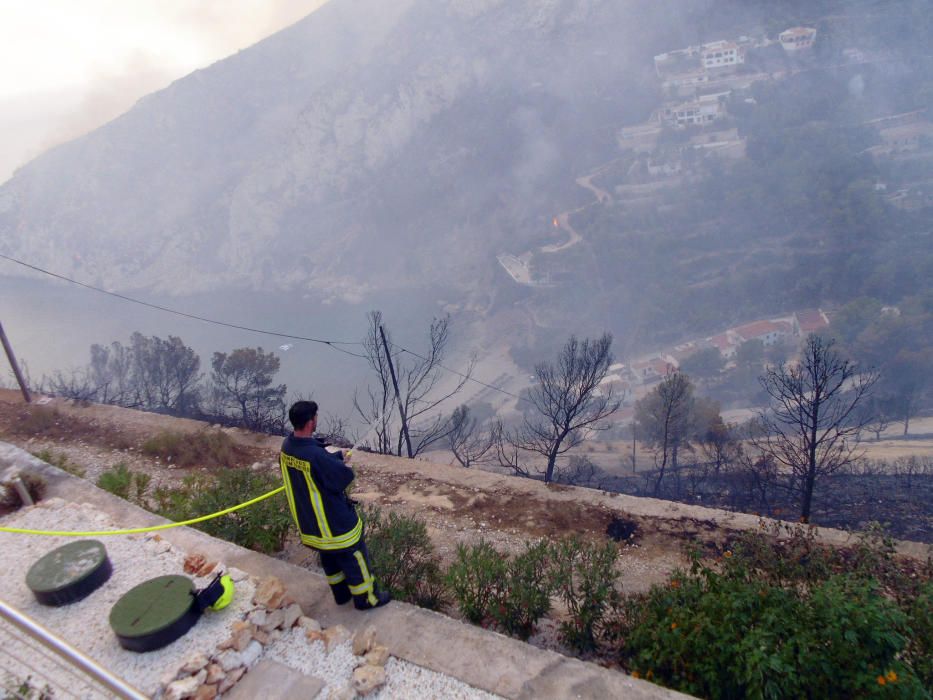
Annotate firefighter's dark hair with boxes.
[289,400,318,430]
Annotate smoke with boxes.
[39,52,177,151]
[0,1,330,181]
[171,0,330,57]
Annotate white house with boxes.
[779,27,817,52]
[660,92,729,127]
[701,41,746,70]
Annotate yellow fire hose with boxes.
[0,486,285,537]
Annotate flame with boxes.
[552,217,559,227]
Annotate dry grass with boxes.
[140,429,247,469]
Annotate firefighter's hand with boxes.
[344,449,353,464]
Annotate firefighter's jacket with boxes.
[280,434,362,551]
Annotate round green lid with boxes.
[26,540,110,603]
[109,575,196,639]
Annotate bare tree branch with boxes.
[500,334,621,483]
[356,311,473,458]
[755,335,878,522]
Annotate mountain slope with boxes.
[0,0,667,302]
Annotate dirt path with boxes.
[540,211,583,254]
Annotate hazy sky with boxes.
[0,0,329,182]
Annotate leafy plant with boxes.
[905,582,933,690]
[446,540,506,624]
[96,463,134,501]
[361,505,446,609]
[490,540,553,639]
[154,468,290,554]
[95,463,152,507]
[549,536,619,652]
[620,563,927,699]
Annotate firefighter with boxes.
[280,400,390,610]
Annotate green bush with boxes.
[96,463,150,508]
[906,582,933,690]
[622,565,928,699]
[141,429,240,468]
[446,540,506,624]
[490,540,553,640]
[96,463,138,502]
[32,449,85,478]
[550,536,619,653]
[361,505,446,609]
[154,468,290,554]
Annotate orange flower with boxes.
[886,670,898,683]
[877,676,887,686]
[670,622,678,630]
[671,580,681,589]
[631,670,641,679]
[723,551,733,558]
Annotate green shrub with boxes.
[620,562,929,699]
[141,429,239,468]
[32,449,85,478]
[361,505,446,609]
[154,468,290,554]
[906,582,933,689]
[446,540,506,624]
[96,463,134,501]
[490,540,553,640]
[550,536,619,653]
[96,463,152,507]
[445,539,555,638]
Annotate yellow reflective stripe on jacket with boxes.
[298,517,362,550]
[327,572,346,585]
[279,455,301,530]
[280,452,334,539]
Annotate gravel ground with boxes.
[0,499,255,697]
[0,498,502,699]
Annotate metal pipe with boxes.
[0,322,31,403]
[10,476,33,507]
[0,598,148,700]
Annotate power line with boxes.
[391,343,527,403]
[0,253,368,358]
[0,252,525,401]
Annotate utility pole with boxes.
[379,325,413,458]
[0,321,31,403]
[631,423,637,473]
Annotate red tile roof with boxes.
[735,320,784,340]
[709,333,736,352]
[795,309,829,333]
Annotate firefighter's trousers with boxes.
[317,540,380,608]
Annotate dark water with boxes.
[0,274,448,421]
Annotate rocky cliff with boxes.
[0,0,671,303]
